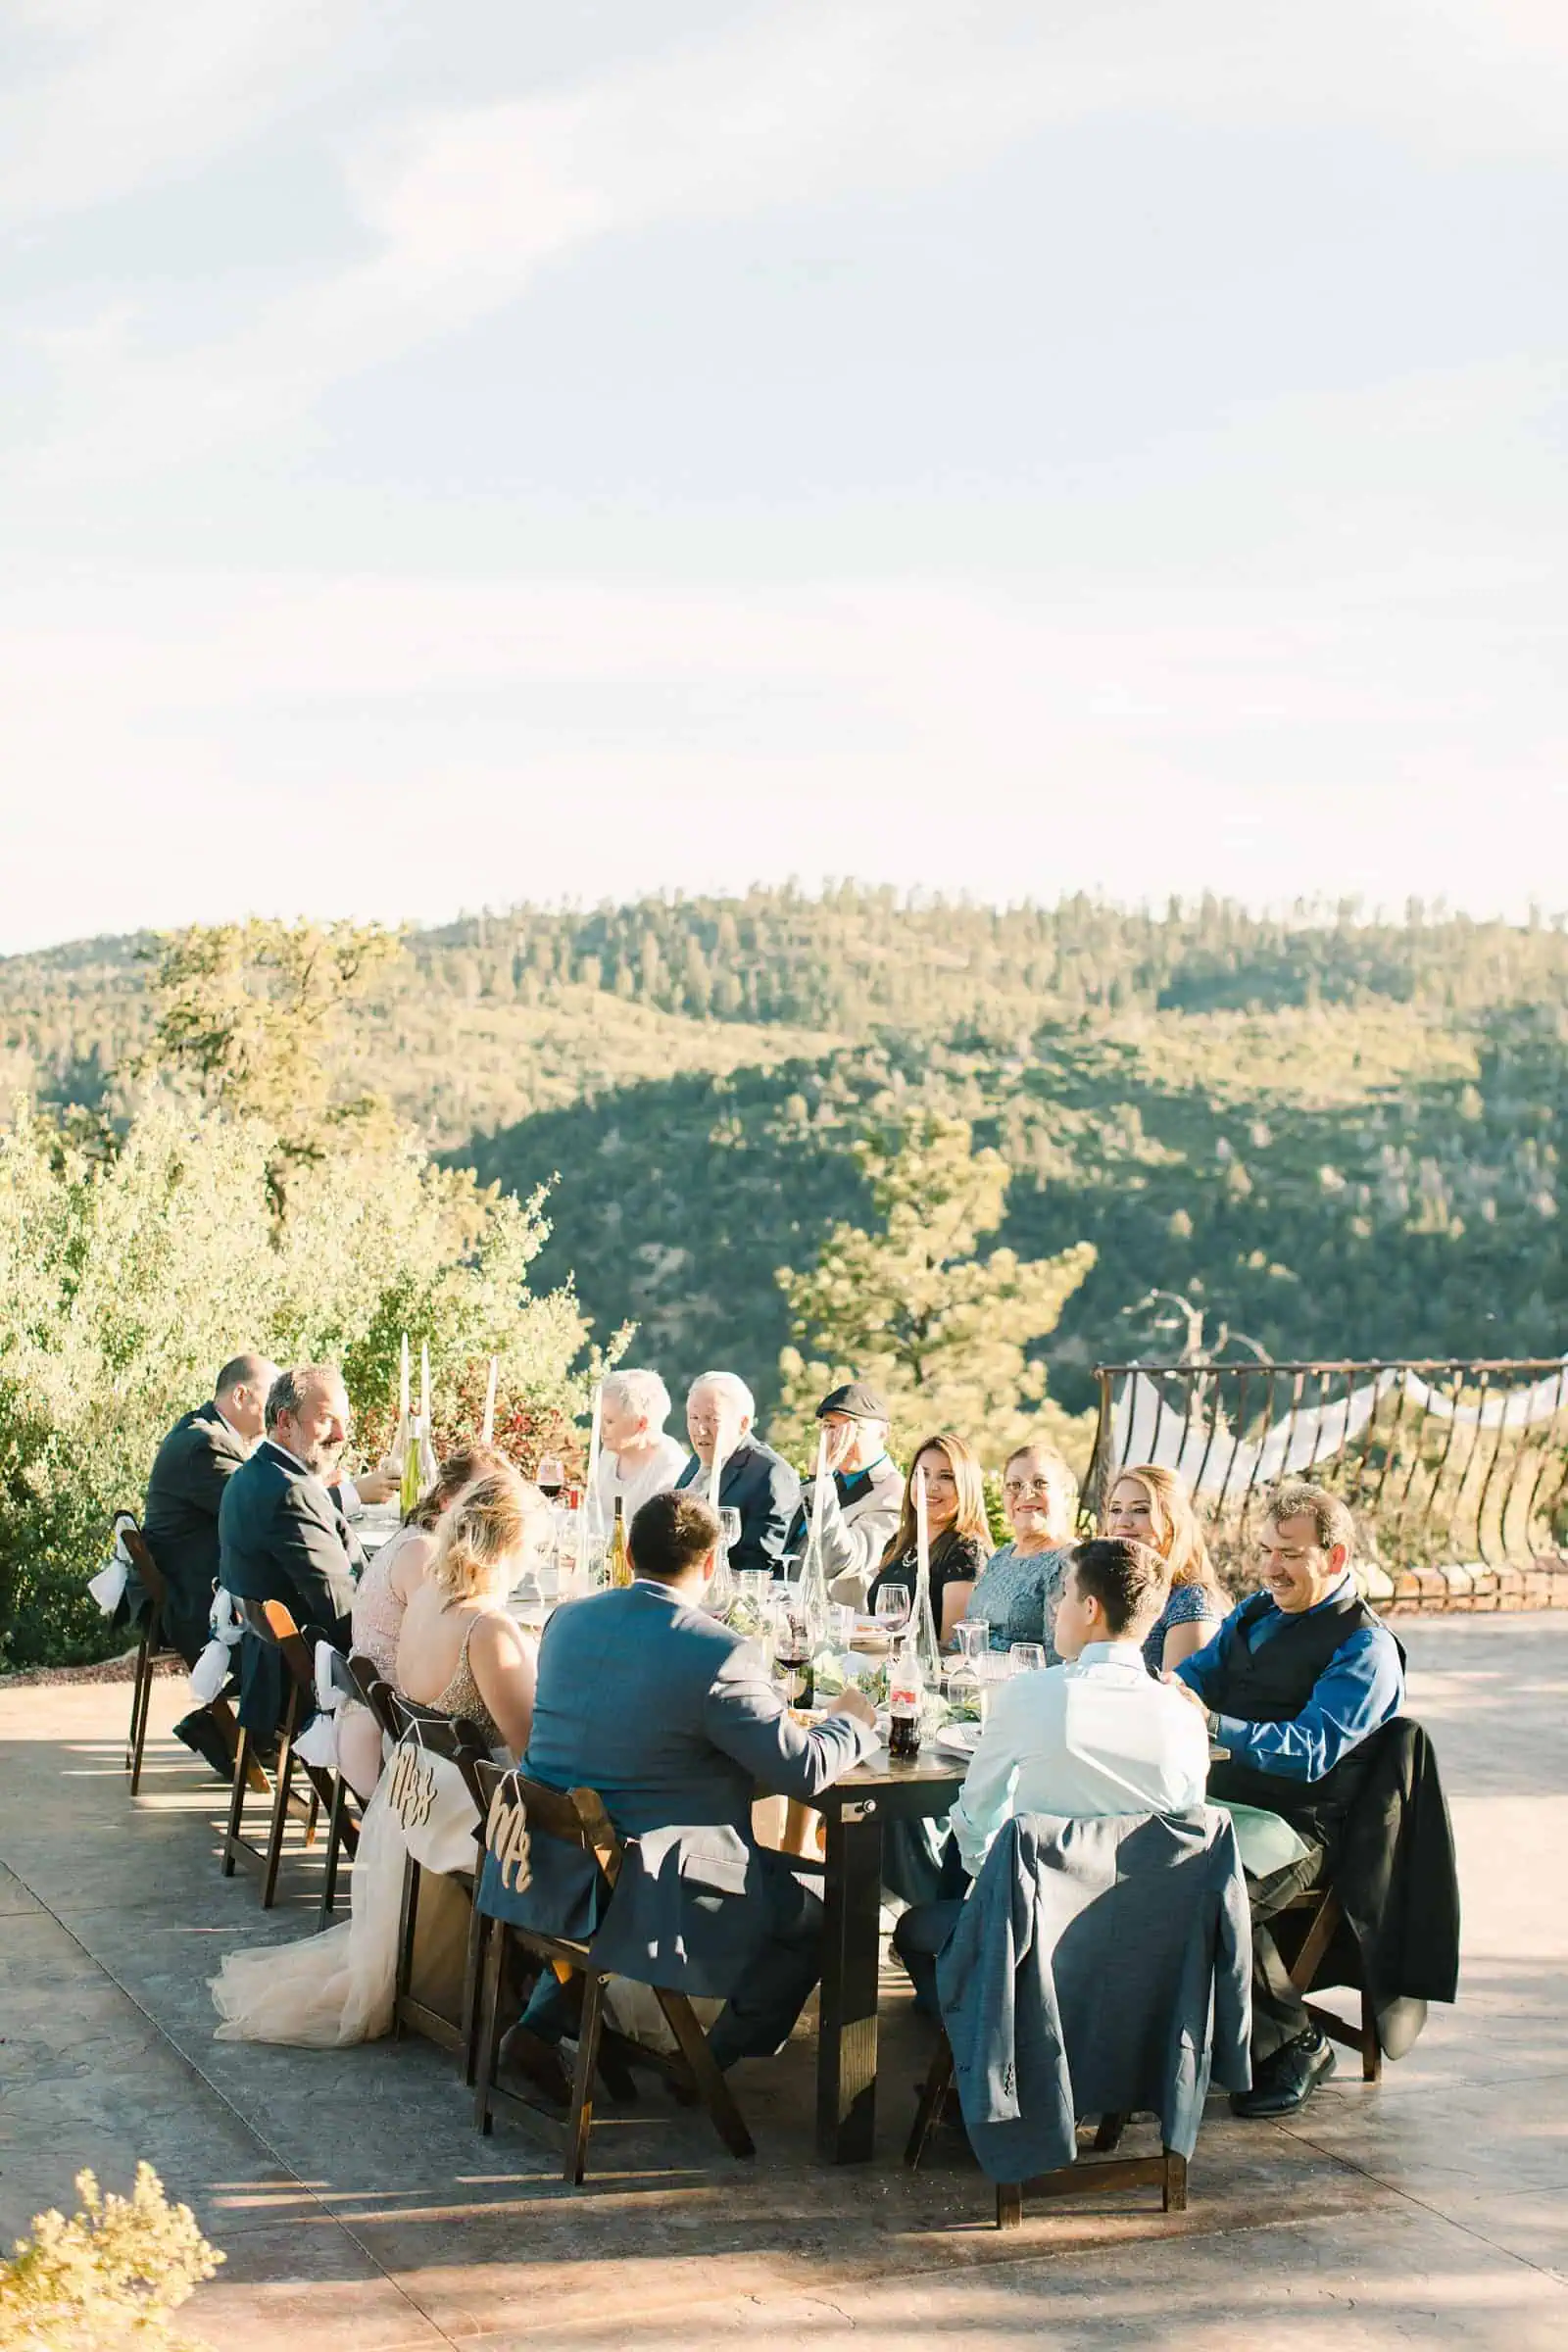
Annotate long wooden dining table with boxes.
[813,1744,966,2165]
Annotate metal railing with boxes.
[1088,1358,1568,1598]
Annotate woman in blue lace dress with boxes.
[1102,1463,1226,1675]
[962,1442,1080,1658]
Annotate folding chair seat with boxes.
[220,1599,344,1906]
[384,1696,493,2080]
[471,1761,755,2186]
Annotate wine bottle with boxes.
[609,1494,632,1589]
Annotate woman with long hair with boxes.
[866,1432,992,1643]
[338,1443,510,1795]
[1102,1462,1226,1675]
[210,1467,549,2048]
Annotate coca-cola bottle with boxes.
[888,1633,923,1760]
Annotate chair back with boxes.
[120,1523,169,1614]
[346,1651,401,1740]
[383,1697,492,1875]
[475,1761,624,1919]
[237,1595,316,1692]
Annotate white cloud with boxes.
[14,0,1568,485]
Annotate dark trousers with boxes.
[523,1847,827,2070]
[893,1896,965,2017]
[1248,1844,1327,2062]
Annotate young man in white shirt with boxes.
[895,1538,1209,2010]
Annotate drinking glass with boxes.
[1009,1642,1047,1677]
[976,1647,1015,1728]
[953,1621,988,1675]
[718,1506,741,1550]
[831,1602,857,1649]
[875,1586,911,1639]
[537,1453,566,1501]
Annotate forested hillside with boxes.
[4,890,1563,1422]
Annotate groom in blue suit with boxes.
[496,1488,878,2097]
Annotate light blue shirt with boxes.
[951,1641,1210,1880]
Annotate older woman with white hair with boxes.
[674,1368,801,1578]
[593,1366,690,1535]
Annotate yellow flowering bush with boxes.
[0,2165,222,2350]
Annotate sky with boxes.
[2,1,1566,955]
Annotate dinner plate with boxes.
[935,1723,981,1758]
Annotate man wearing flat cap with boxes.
[787,1383,903,1607]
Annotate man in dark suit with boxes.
[144,1351,278,1777]
[490,1490,877,2104]
[218,1364,364,1746]
[673,1370,801,1576]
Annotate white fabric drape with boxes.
[1109,1358,1568,1500]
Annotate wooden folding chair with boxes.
[118,1521,186,1795]
[1276,1883,1382,2082]
[471,1762,756,2185]
[312,1646,379,1928]
[385,1696,493,2079]
[906,2037,1186,2229]
[219,1599,342,1906]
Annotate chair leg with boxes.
[905,2034,956,2170]
[654,1989,756,2161]
[997,2183,1023,2230]
[127,1642,152,1794]
[473,1917,508,2134]
[1162,2150,1188,2212]
[261,1732,294,1909]
[318,1774,349,1927]
[220,1727,251,1876]
[462,1906,488,2087]
[1093,2112,1127,2153]
[563,1973,607,2185]
[393,1856,420,2038]
[1360,1986,1383,2083]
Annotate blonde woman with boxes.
[867,1433,992,1643]
[395,1466,547,1760]
[963,1442,1079,1655]
[1102,1462,1226,1675]
[211,1468,550,2047]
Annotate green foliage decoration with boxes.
[0,2163,222,2350]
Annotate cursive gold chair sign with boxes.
[484,1778,533,1891]
[387,1741,437,1832]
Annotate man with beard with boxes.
[219,1364,364,1746]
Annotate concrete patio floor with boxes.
[2,1612,1566,2351]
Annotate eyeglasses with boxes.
[1004,1478,1058,1499]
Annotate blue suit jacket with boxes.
[674,1439,801,1576]
[478,1580,876,1995]
[938,1809,1252,2182]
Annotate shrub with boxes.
[0,1096,611,1669]
[0,2163,222,2350]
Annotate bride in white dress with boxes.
[210,1467,549,2047]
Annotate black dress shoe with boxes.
[172,1710,236,1784]
[498,2023,573,2111]
[1232,2030,1337,2118]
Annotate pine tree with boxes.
[771,1109,1097,1468]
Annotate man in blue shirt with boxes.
[1175,1481,1404,2117]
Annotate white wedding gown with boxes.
[210,1741,485,2047]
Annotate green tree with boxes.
[770,1109,1097,1467]
[141,918,404,1200]
[0,1094,605,1669]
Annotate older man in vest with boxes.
[1175,1480,1404,2118]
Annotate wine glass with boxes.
[876,1585,911,1641]
[718,1506,741,1552]
[536,1452,565,1502]
[953,1620,988,1677]
[1009,1642,1047,1677]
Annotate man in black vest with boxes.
[1174,1481,1404,2117]
[144,1352,279,1777]
[218,1364,364,1746]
